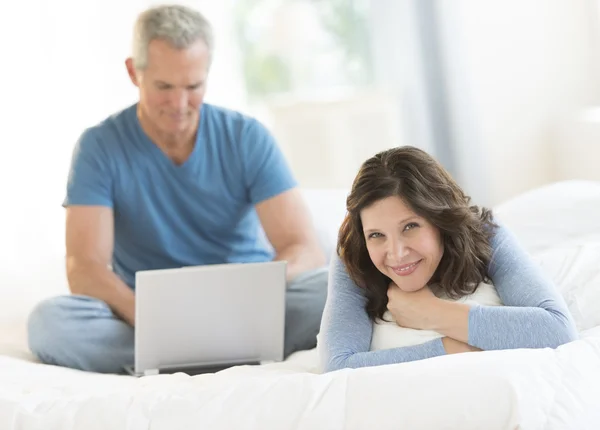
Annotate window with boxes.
[230,0,404,188]
[233,0,373,101]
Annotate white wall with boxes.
[441,0,600,206]
[266,90,404,189]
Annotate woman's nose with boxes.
[387,239,410,260]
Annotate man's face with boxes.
[128,38,210,138]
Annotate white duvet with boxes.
[2,180,600,430]
[2,334,600,430]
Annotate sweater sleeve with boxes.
[468,224,579,350]
[318,253,447,373]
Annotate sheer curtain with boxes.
[435,0,600,206]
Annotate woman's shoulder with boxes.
[488,219,515,252]
[486,219,531,275]
[329,251,357,286]
[330,251,352,274]
[329,251,368,296]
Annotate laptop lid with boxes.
[133,261,286,375]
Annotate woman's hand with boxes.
[386,282,441,330]
[442,337,482,354]
[387,281,473,343]
[386,283,481,353]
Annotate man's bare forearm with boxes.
[274,243,326,281]
[66,259,136,326]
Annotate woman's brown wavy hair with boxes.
[337,146,497,321]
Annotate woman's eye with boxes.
[404,222,419,231]
[368,232,383,239]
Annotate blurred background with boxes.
[2,0,600,305]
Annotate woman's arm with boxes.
[467,223,579,350]
[318,254,450,373]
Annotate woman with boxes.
[318,146,578,372]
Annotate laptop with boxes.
[124,260,287,377]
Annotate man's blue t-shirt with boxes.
[64,103,297,289]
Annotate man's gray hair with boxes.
[132,4,214,70]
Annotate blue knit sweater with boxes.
[318,224,579,372]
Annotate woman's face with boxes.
[360,196,444,292]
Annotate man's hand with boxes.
[66,206,136,326]
[386,282,440,330]
[67,259,137,326]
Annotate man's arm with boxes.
[65,206,136,326]
[255,188,326,281]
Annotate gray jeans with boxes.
[27,267,328,374]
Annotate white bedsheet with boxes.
[2,180,600,429]
[2,333,600,430]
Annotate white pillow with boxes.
[532,243,600,332]
[493,180,600,255]
[370,282,503,351]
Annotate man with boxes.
[27,4,328,374]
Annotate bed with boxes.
[2,180,600,429]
